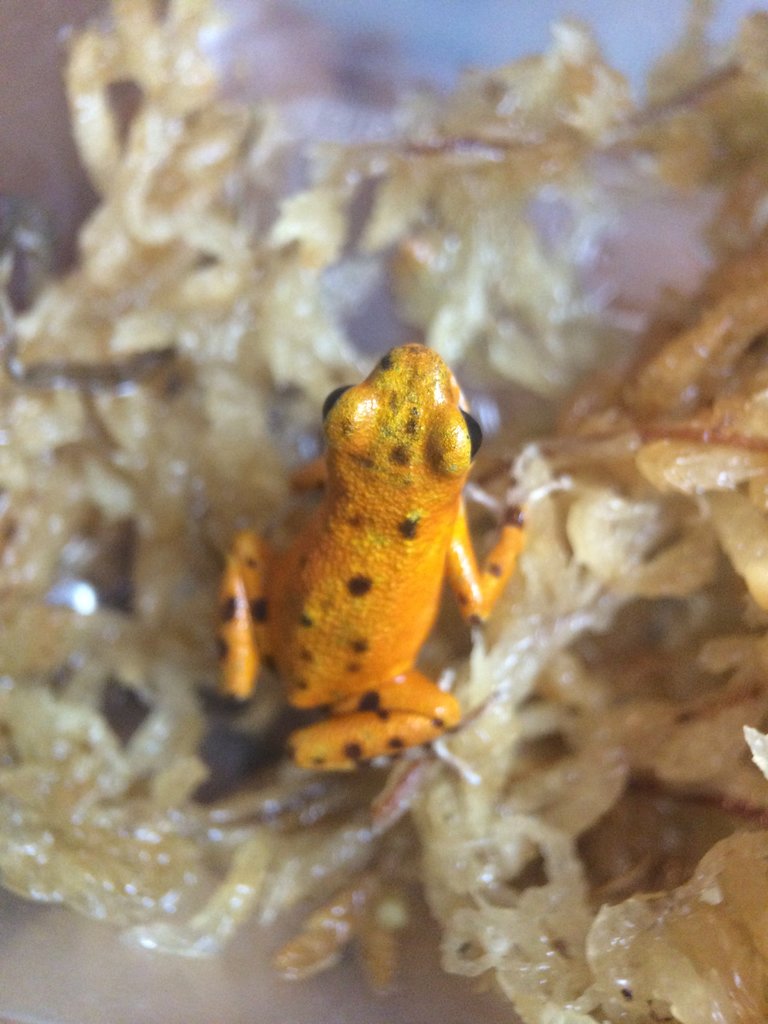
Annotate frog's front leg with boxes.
[289,455,327,492]
[287,670,462,770]
[447,499,525,623]
[217,530,273,700]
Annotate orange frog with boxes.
[217,343,525,770]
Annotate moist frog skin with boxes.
[218,343,525,769]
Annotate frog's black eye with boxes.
[322,385,351,420]
[461,409,482,460]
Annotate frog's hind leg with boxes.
[217,530,273,700]
[287,670,462,770]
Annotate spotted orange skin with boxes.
[218,344,524,770]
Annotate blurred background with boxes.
[0,0,754,267]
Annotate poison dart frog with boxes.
[217,343,525,770]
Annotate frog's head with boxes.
[322,344,481,481]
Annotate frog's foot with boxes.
[287,670,462,771]
[217,530,272,700]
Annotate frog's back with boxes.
[271,488,458,706]
[269,344,476,708]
